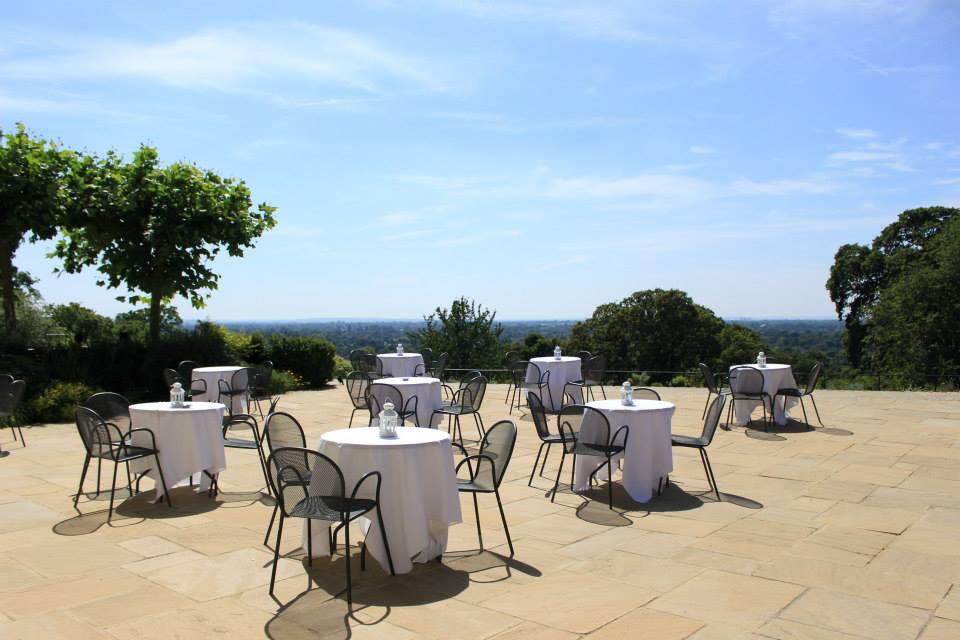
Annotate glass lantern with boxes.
[378,399,399,438]
[170,382,186,408]
[621,380,633,406]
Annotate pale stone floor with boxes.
[1,385,959,639]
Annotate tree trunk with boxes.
[149,293,161,345]
[0,238,16,334]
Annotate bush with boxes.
[269,336,336,387]
[26,381,97,423]
[629,371,652,387]
[332,355,351,382]
[268,369,303,395]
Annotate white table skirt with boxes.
[370,377,443,428]
[303,427,462,574]
[729,364,798,426]
[377,354,424,378]
[527,357,582,411]
[128,402,226,498]
[191,366,247,414]
[576,399,675,503]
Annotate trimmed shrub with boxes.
[268,369,303,395]
[332,355,351,382]
[27,381,97,424]
[269,336,336,388]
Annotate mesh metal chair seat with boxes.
[0,378,26,445]
[432,375,487,446]
[266,446,395,605]
[774,362,824,427]
[452,420,517,556]
[551,405,628,509]
[74,406,172,521]
[563,354,607,404]
[345,372,372,427]
[727,366,772,431]
[670,394,726,501]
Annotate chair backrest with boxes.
[230,367,250,392]
[805,363,823,395]
[526,392,552,440]
[584,354,606,385]
[178,360,199,382]
[368,382,404,423]
[268,447,344,517]
[699,362,719,394]
[700,394,727,446]
[477,420,517,489]
[504,351,520,369]
[75,406,116,456]
[458,375,487,411]
[253,360,274,390]
[364,353,382,376]
[433,352,448,380]
[729,366,764,396]
[634,387,661,401]
[419,347,433,368]
[264,412,306,453]
[83,392,131,431]
[345,371,371,410]
[575,350,592,362]
[510,359,530,384]
[162,367,183,388]
[349,349,368,372]
[557,400,585,437]
[0,378,25,415]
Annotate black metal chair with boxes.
[509,361,552,414]
[432,352,449,382]
[670,394,726,501]
[503,351,521,404]
[266,447,395,605]
[698,363,729,419]
[349,349,368,373]
[432,375,487,445]
[775,363,824,427]
[575,350,592,362]
[262,412,308,546]
[0,378,26,446]
[84,392,133,432]
[368,382,419,426]
[633,387,661,401]
[452,420,517,556]
[248,360,275,418]
[727,366,771,430]
[217,413,271,497]
[564,354,607,403]
[551,405,628,509]
[178,360,199,383]
[527,392,579,487]
[413,348,434,376]
[345,372,372,428]
[73,406,172,520]
[218,368,250,417]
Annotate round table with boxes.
[528,356,583,411]
[369,377,443,428]
[377,353,425,378]
[303,427,462,575]
[577,399,675,503]
[191,366,247,414]
[729,364,798,426]
[128,402,226,499]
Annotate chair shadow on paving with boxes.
[55,485,271,535]
[265,549,479,639]
[743,417,854,441]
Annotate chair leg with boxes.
[264,503,278,546]
[348,408,357,428]
[307,520,313,566]
[472,493,483,551]
[473,413,485,440]
[539,442,551,476]
[551,451,566,503]
[344,518,353,606]
[529,443,545,486]
[375,505,396,576]
[799,396,809,428]
[154,453,173,507]
[701,448,721,502]
[607,456,614,510]
[494,488,514,557]
[96,457,102,495]
[809,395,824,426]
[74,454,91,509]
[702,391,712,419]
[269,513,284,597]
[108,460,120,522]
[600,384,607,400]
[14,417,25,446]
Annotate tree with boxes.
[716,324,768,369]
[0,124,73,332]
[114,305,183,342]
[827,207,960,377]
[568,289,724,373]
[412,297,503,369]
[48,303,114,345]
[54,145,276,343]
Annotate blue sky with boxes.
[4,1,959,321]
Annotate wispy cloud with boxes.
[835,128,877,139]
[689,145,716,154]
[933,177,960,185]
[731,178,838,195]
[377,212,424,225]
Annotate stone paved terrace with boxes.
[1,385,959,639]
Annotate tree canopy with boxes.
[412,297,504,369]
[53,145,276,343]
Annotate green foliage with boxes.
[716,324,768,369]
[269,335,336,387]
[827,207,960,386]
[629,372,652,387]
[48,303,115,345]
[26,381,97,423]
[413,297,504,369]
[0,124,75,332]
[53,145,277,342]
[569,289,724,375]
[114,305,182,342]
[505,332,562,361]
[268,369,303,395]
[333,355,352,381]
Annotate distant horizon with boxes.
[187,315,842,324]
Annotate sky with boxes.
[4,0,960,321]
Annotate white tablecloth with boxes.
[128,402,226,499]
[729,364,798,426]
[377,353,424,378]
[303,427,462,574]
[527,356,582,411]
[191,366,247,414]
[577,399,675,503]
[370,377,443,428]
